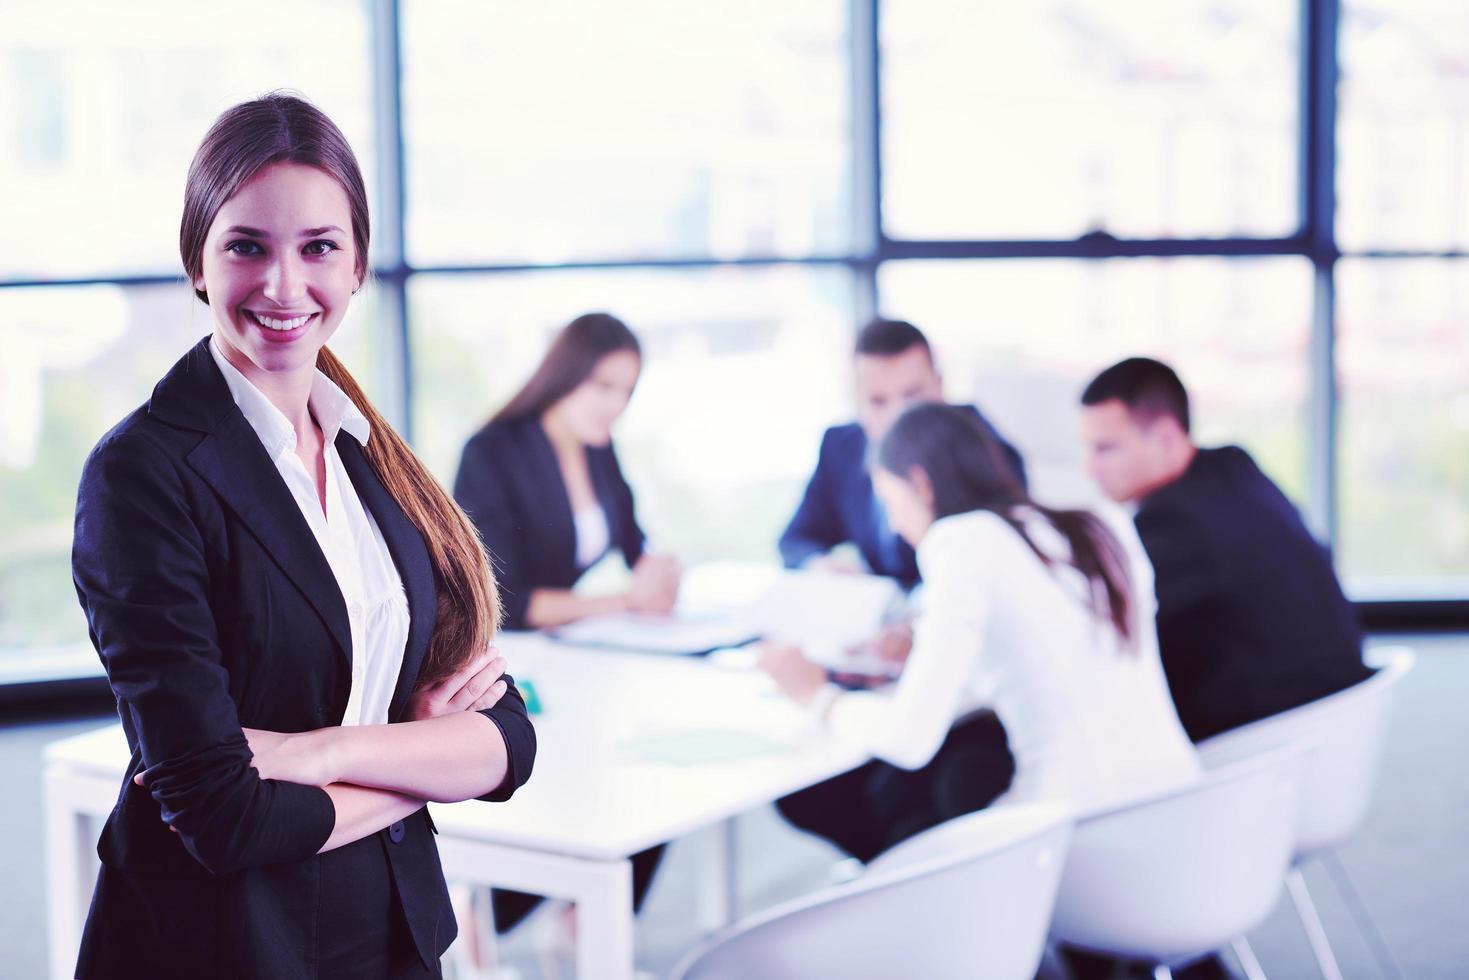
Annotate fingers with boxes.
[446,655,507,712]
[470,679,509,713]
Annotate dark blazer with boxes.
[778,405,1028,587]
[453,415,646,629]
[70,338,536,979]
[1135,446,1373,742]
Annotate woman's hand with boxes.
[757,641,828,706]
[406,647,509,722]
[627,554,681,614]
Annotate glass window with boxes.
[877,257,1313,509]
[1338,1,1469,252]
[0,283,386,686]
[408,265,855,562]
[1337,258,1469,598]
[881,0,1299,241]
[401,1,851,266]
[0,0,375,280]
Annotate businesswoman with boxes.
[760,403,1200,862]
[70,93,535,979]
[453,312,680,633]
[452,312,674,934]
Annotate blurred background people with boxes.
[1079,357,1374,743]
[454,312,681,632]
[760,402,1199,864]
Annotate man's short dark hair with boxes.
[855,317,932,359]
[1081,357,1191,433]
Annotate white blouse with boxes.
[209,339,409,727]
[825,504,1201,817]
[573,504,611,570]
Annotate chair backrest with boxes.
[1196,647,1414,855]
[1050,747,1304,964]
[671,804,1074,980]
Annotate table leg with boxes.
[695,818,738,933]
[435,836,636,980]
[44,768,112,980]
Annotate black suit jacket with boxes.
[70,338,536,979]
[778,405,1027,587]
[453,415,646,629]
[1135,446,1373,742]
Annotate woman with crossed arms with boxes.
[71,93,535,979]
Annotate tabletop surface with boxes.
[46,631,869,862]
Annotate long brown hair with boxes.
[492,313,641,423]
[875,403,1136,645]
[181,92,499,684]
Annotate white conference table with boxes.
[43,631,870,980]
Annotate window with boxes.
[1337,258,1469,598]
[401,1,851,265]
[0,0,375,280]
[881,0,1299,241]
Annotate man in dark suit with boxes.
[1079,357,1373,743]
[779,317,1026,589]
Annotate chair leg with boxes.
[1287,867,1345,980]
[1231,937,1268,980]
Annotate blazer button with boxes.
[388,820,406,844]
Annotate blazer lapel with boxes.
[151,338,354,665]
[338,437,438,722]
[523,418,577,570]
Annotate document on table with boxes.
[752,569,905,669]
[549,609,760,656]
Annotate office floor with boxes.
[4,635,1465,979]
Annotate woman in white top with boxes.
[760,402,1200,859]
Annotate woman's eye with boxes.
[304,240,340,256]
[225,240,263,256]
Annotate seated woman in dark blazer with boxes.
[70,94,535,980]
[453,313,676,936]
[453,312,680,631]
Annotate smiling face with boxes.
[547,349,641,447]
[193,161,361,386]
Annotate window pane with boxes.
[882,0,1299,241]
[409,266,855,562]
[1338,259,1469,598]
[0,0,375,280]
[402,2,851,266]
[0,284,386,686]
[877,257,1313,510]
[1338,2,1469,251]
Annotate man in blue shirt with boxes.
[779,317,1026,589]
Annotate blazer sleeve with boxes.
[454,433,532,630]
[72,432,336,877]
[604,443,646,568]
[474,673,537,802]
[779,430,847,568]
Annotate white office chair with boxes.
[1049,747,1305,980]
[670,804,1074,980]
[1196,648,1416,980]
